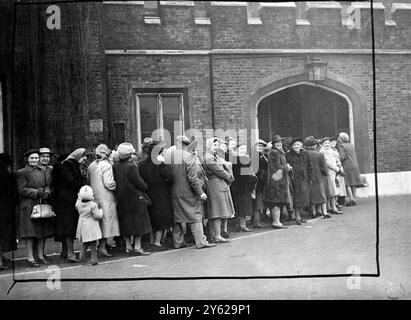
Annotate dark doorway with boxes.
[257,84,350,141]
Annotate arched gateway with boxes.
[244,70,370,173]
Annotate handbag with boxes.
[31,169,55,219]
[31,200,56,219]
[272,169,283,182]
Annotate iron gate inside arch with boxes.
[257,84,350,142]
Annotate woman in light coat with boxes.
[88,144,119,257]
[337,132,362,206]
[203,137,235,243]
[330,136,346,206]
[319,138,343,215]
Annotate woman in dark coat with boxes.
[16,149,55,267]
[139,141,174,251]
[264,135,292,229]
[55,148,87,262]
[303,136,330,218]
[231,144,257,232]
[286,138,313,225]
[252,139,269,228]
[337,132,362,206]
[0,153,17,270]
[113,142,152,255]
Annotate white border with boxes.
[350,2,385,9]
[391,2,411,13]
[305,2,342,10]
[210,2,248,6]
[103,1,144,5]
[259,2,296,8]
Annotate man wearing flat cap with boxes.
[165,135,215,249]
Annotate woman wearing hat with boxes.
[88,144,119,257]
[337,132,362,206]
[252,139,269,228]
[231,143,258,232]
[54,148,88,262]
[330,136,347,206]
[113,142,152,255]
[16,149,55,267]
[203,137,235,242]
[285,138,313,225]
[303,137,329,218]
[264,135,292,229]
[0,153,17,270]
[139,141,174,251]
[319,138,343,215]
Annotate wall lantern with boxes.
[306,58,328,82]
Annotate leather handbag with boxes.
[31,200,56,219]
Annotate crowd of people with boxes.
[0,131,363,269]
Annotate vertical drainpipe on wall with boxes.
[209,9,216,130]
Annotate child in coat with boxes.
[75,185,103,265]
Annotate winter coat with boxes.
[253,152,268,193]
[113,160,152,237]
[203,152,235,219]
[231,155,257,217]
[0,165,17,251]
[337,142,362,187]
[286,149,313,208]
[139,157,174,231]
[264,148,292,207]
[165,147,207,224]
[88,159,120,238]
[16,165,55,239]
[75,200,103,243]
[320,147,340,198]
[54,159,86,239]
[305,148,328,204]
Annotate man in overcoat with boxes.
[165,136,215,249]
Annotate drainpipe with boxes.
[208,6,215,130]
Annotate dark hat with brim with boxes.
[24,149,39,158]
[318,137,331,145]
[303,136,318,147]
[271,135,285,144]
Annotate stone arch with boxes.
[244,70,370,173]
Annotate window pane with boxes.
[162,96,182,144]
[139,96,158,141]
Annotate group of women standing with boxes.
[0,131,362,268]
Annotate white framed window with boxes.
[136,92,185,148]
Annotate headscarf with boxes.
[64,148,86,163]
[117,142,135,160]
[339,132,350,143]
[206,137,219,152]
[95,144,111,159]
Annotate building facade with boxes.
[1,1,411,195]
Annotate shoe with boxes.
[296,220,301,225]
[272,225,288,229]
[98,250,112,257]
[151,244,167,252]
[197,243,216,249]
[60,252,68,259]
[214,237,230,243]
[240,227,252,232]
[67,256,79,263]
[346,201,355,207]
[91,261,98,266]
[331,210,343,214]
[125,249,135,256]
[134,249,151,256]
[253,223,265,229]
[221,231,230,238]
[323,215,332,219]
[336,205,344,209]
[38,258,49,265]
[27,259,40,268]
[301,219,307,223]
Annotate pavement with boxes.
[0,194,410,300]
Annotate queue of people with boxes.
[0,131,363,269]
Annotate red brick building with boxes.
[1,1,411,195]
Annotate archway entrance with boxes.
[257,84,351,142]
